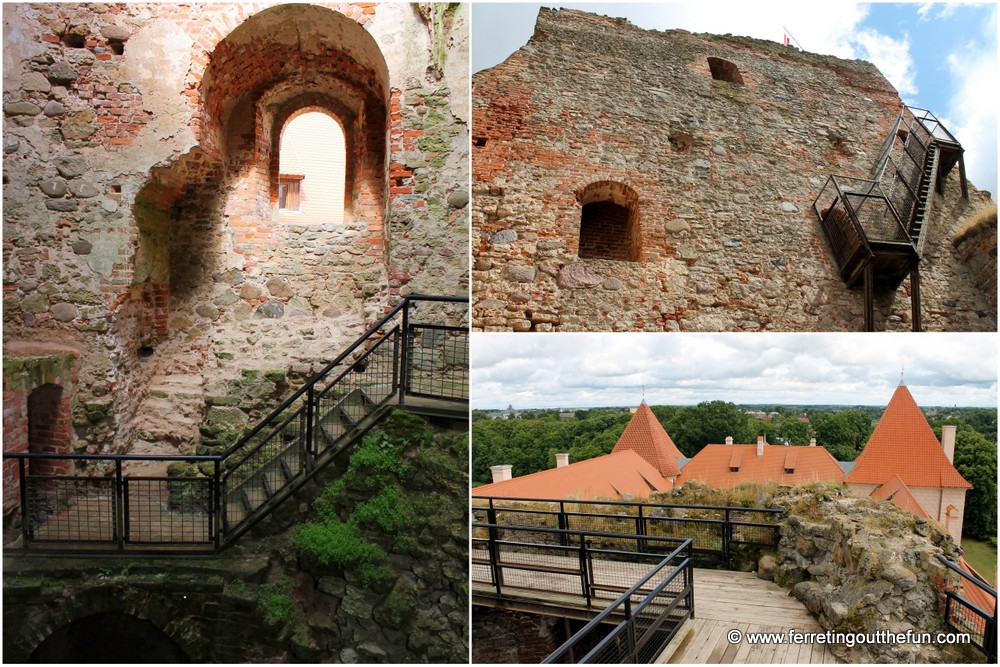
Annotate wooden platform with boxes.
[659,569,841,663]
[473,553,841,664]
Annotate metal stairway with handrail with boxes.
[3,294,468,554]
[813,105,968,331]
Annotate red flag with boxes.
[783,33,790,46]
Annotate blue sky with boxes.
[471,333,998,409]
[472,2,998,195]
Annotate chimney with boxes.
[809,438,816,447]
[941,425,957,464]
[725,436,733,445]
[490,465,513,483]
[556,453,570,468]
[756,435,765,458]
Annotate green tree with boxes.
[667,401,756,457]
[776,415,812,445]
[939,424,998,541]
[813,410,872,461]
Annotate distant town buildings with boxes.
[475,384,971,544]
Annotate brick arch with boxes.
[4,585,208,663]
[574,181,642,262]
[268,98,361,220]
[2,346,79,513]
[131,4,391,344]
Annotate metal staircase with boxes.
[813,105,968,331]
[4,294,469,554]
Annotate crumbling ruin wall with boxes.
[760,486,983,663]
[471,7,995,332]
[2,3,468,459]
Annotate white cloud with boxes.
[471,333,997,409]
[852,29,918,97]
[942,9,998,194]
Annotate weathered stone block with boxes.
[556,263,602,289]
[505,265,536,282]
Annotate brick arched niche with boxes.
[707,57,745,85]
[575,181,642,262]
[132,4,390,349]
[2,345,79,514]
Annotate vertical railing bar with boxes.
[399,298,411,406]
[213,458,222,550]
[17,458,30,545]
[115,460,124,551]
[304,385,315,471]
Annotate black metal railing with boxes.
[4,294,468,554]
[543,539,695,664]
[937,555,997,662]
[472,496,782,569]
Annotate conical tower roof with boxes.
[611,402,683,477]
[847,384,970,488]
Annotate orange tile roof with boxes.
[611,402,683,477]
[676,443,845,488]
[870,474,932,519]
[958,556,997,615]
[847,385,970,488]
[472,450,673,501]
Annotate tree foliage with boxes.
[933,422,998,541]
[812,410,872,461]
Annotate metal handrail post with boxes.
[399,298,411,406]
[487,502,503,594]
[115,459,125,551]
[213,458,222,550]
[625,597,638,663]
[304,384,315,471]
[18,458,30,545]
[579,533,592,607]
[723,507,731,567]
[558,500,568,546]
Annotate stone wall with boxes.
[471,7,996,332]
[761,485,982,663]
[952,206,998,312]
[3,3,468,462]
[471,608,564,663]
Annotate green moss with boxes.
[257,583,295,626]
[418,135,451,154]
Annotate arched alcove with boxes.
[575,181,642,261]
[29,612,188,663]
[707,57,745,85]
[131,4,391,352]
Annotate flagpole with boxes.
[781,25,803,50]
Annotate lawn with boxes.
[961,537,997,586]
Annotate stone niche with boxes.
[3,3,469,457]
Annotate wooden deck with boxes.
[472,551,841,664]
[659,569,841,664]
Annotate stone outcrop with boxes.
[764,485,982,663]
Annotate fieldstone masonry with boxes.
[3,4,468,463]
[472,8,996,332]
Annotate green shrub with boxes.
[257,583,295,626]
[293,518,390,588]
[354,486,413,534]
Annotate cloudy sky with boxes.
[471,333,998,409]
[472,2,998,195]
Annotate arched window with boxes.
[277,111,346,224]
[576,181,641,262]
[707,57,744,85]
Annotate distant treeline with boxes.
[471,402,997,541]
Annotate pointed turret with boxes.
[611,402,683,477]
[847,384,970,488]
